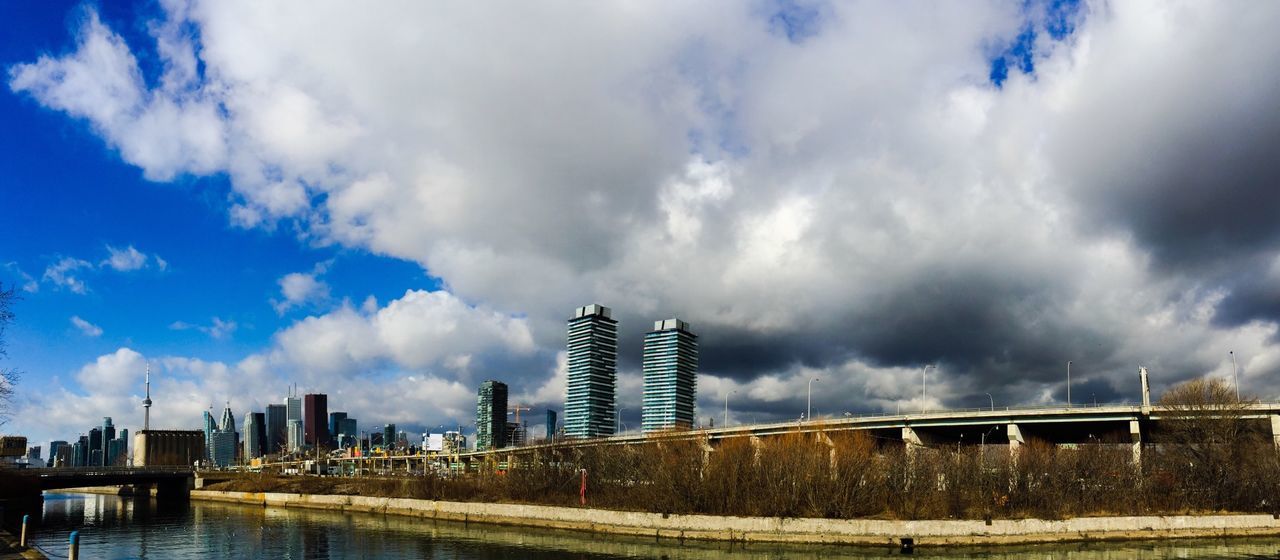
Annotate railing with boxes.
[38,466,192,475]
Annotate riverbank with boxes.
[0,528,44,560]
[130,488,1280,547]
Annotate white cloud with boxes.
[3,263,39,293]
[42,257,93,294]
[10,0,1280,433]
[271,261,332,314]
[102,245,148,271]
[169,317,237,340]
[70,316,103,337]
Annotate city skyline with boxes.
[5,1,1280,453]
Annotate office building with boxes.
[202,410,218,461]
[73,436,87,467]
[382,424,396,450]
[287,419,304,453]
[641,318,699,433]
[134,430,204,466]
[47,440,67,468]
[209,430,236,467]
[265,404,287,454]
[475,380,509,451]
[328,412,347,447]
[101,417,115,465]
[505,422,527,447]
[304,393,328,447]
[564,304,618,438]
[286,394,302,424]
[546,410,557,441]
[244,412,264,459]
[339,417,357,440]
[88,427,102,458]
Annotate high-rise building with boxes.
[101,417,115,465]
[505,422,527,447]
[220,405,236,434]
[265,404,287,454]
[202,410,218,461]
[475,380,509,451]
[47,440,67,467]
[564,304,618,438]
[286,394,302,424]
[287,419,304,453]
[304,394,328,447]
[244,412,264,459]
[545,410,557,441]
[338,418,357,448]
[328,412,347,447]
[88,427,103,456]
[73,435,88,467]
[382,424,396,451]
[209,430,236,467]
[641,319,699,433]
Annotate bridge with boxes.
[29,466,196,499]
[242,401,1280,475]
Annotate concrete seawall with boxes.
[173,490,1280,546]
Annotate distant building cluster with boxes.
[42,417,129,467]
[475,303,699,452]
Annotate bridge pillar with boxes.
[1007,424,1024,454]
[902,426,923,448]
[1270,415,1280,450]
[1129,420,1142,464]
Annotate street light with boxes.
[724,390,737,428]
[807,378,820,421]
[1230,351,1241,402]
[1067,361,1072,408]
[984,392,994,411]
[921,365,934,414]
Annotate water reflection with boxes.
[27,493,1280,559]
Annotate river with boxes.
[20,492,1280,559]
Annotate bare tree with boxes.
[0,282,19,429]
[1157,377,1262,510]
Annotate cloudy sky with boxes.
[3,0,1280,449]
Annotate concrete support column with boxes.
[902,426,923,448]
[1007,424,1024,455]
[1129,420,1142,464]
[1270,415,1280,450]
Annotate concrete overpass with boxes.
[284,401,1280,475]
[34,466,195,499]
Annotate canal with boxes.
[21,492,1280,559]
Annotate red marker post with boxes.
[579,469,587,506]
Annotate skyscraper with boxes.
[338,418,357,448]
[209,430,236,467]
[328,412,347,447]
[219,404,236,434]
[564,304,618,438]
[475,380,509,451]
[304,393,328,447]
[243,412,264,459]
[286,393,302,424]
[641,319,699,433]
[265,404,287,454]
[287,419,304,453]
[47,440,67,467]
[101,417,115,465]
[545,410,557,441]
[202,409,218,462]
[383,424,396,451]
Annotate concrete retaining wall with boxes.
[185,490,1280,546]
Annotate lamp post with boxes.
[1066,361,1072,408]
[921,365,934,414]
[724,390,737,428]
[807,378,820,421]
[1230,351,1241,402]
[985,392,994,411]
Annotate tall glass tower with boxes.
[475,380,509,451]
[564,304,618,438]
[641,319,698,433]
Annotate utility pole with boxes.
[1067,361,1072,408]
[1230,351,1241,402]
[807,378,820,421]
[723,390,737,428]
[921,365,934,414]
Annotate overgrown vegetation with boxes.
[213,378,1280,521]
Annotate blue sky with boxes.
[4,0,1280,452]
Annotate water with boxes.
[21,492,1280,559]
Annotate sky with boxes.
[4,0,1280,450]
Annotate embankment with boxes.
[167,489,1280,547]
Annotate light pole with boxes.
[723,390,737,428]
[1230,351,1241,402]
[985,392,994,411]
[616,408,625,434]
[921,365,934,414]
[1066,361,1072,408]
[807,378,820,421]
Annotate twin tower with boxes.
[564,304,699,438]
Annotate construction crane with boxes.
[508,404,532,425]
